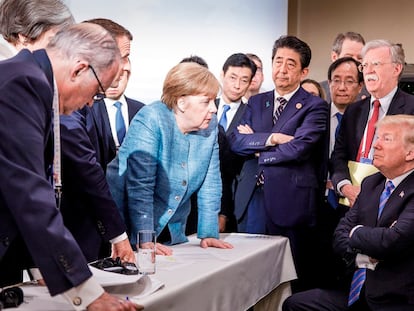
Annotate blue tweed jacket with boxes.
[107,101,221,245]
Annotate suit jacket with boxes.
[216,98,247,220]
[87,96,144,171]
[59,111,127,261]
[333,171,414,306]
[107,101,221,245]
[229,88,328,227]
[0,49,91,295]
[330,89,414,190]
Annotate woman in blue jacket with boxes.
[107,62,233,254]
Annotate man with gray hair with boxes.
[331,40,414,211]
[0,23,141,311]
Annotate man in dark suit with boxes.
[283,114,414,311]
[84,18,144,171]
[229,35,328,292]
[60,18,141,261]
[216,53,256,233]
[0,23,140,310]
[331,40,414,209]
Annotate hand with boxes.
[341,184,361,207]
[87,292,143,310]
[237,124,254,134]
[155,242,173,256]
[219,215,227,233]
[111,239,135,263]
[270,133,294,145]
[200,238,233,249]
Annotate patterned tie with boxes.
[114,101,126,145]
[273,97,288,124]
[219,104,231,130]
[378,180,395,219]
[348,179,394,306]
[357,100,380,161]
[335,112,343,139]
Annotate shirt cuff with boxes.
[349,224,363,237]
[110,232,128,244]
[356,253,378,271]
[265,134,275,146]
[62,277,104,310]
[337,179,352,196]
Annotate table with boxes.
[11,233,297,311]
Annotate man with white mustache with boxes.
[330,39,414,210]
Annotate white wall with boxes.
[66,0,287,104]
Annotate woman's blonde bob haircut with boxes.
[162,62,220,109]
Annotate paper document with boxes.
[339,160,378,206]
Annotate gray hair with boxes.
[0,0,74,44]
[46,23,121,74]
[361,39,405,65]
[377,114,414,147]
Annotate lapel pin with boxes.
[399,191,405,198]
[296,103,302,109]
[265,101,270,108]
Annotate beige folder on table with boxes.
[339,160,379,206]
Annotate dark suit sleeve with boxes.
[60,113,126,242]
[0,72,92,295]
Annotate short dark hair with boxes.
[332,31,365,55]
[180,55,209,68]
[84,18,133,41]
[222,53,257,78]
[271,35,312,69]
[327,56,363,83]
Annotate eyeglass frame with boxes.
[329,78,360,88]
[357,61,395,73]
[88,65,106,101]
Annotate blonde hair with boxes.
[162,62,220,109]
[377,114,414,147]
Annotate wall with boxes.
[66,0,287,103]
[288,0,414,82]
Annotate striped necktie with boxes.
[378,180,395,219]
[273,97,287,124]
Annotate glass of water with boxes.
[137,230,156,275]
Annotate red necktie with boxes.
[356,100,380,161]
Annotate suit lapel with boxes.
[260,92,275,130]
[227,102,246,134]
[272,88,305,132]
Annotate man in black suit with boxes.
[60,18,142,261]
[84,18,144,171]
[216,53,256,233]
[283,114,414,311]
[331,39,414,209]
[0,23,140,310]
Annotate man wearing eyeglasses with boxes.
[318,56,364,287]
[58,19,141,264]
[331,39,414,210]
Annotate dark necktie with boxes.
[327,112,343,209]
[348,179,394,306]
[273,97,287,124]
[357,100,380,161]
[219,104,231,131]
[114,101,126,145]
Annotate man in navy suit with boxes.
[283,114,414,311]
[60,18,142,261]
[216,53,256,233]
[331,40,414,208]
[229,35,328,292]
[0,23,140,310]
[84,18,144,172]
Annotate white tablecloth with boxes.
[10,233,297,311]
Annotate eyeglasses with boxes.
[330,79,359,88]
[89,65,106,101]
[358,61,395,72]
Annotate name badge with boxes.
[359,157,373,164]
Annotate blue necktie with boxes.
[378,180,395,219]
[348,180,394,306]
[114,101,126,145]
[219,104,231,130]
[327,112,343,209]
[273,97,287,124]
